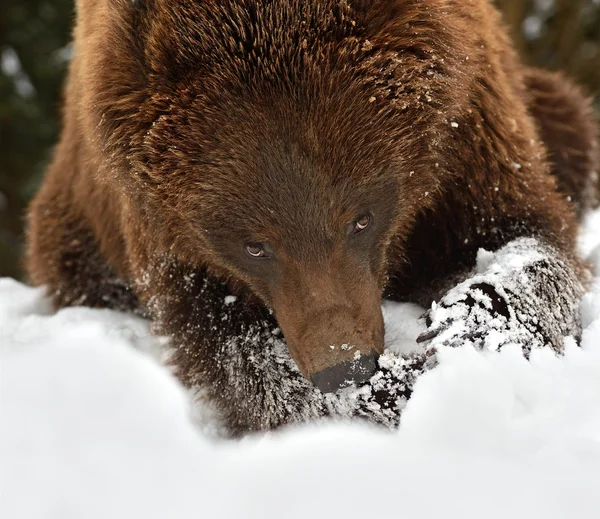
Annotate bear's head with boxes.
[138,86,418,393]
[80,0,468,391]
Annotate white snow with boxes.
[3,211,600,518]
[224,295,237,305]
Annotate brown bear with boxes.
[27,0,598,435]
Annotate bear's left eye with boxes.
[245,242,268,258]
[353,214,372,233]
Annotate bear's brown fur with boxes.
[27,0,598,432]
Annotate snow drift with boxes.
[3,210,600,519]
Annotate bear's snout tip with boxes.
[309,350,379,393]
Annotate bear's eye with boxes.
[353,214,372,234]
[245,242,267,258]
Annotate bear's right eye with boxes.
[245,242,267,258]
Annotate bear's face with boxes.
[172,98,404,392]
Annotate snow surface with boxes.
[3,211,600,518]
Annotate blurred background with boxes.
[1,0,599,279]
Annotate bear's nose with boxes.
[309,351,379,393]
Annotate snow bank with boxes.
[3,211,600,518]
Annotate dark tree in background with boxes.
[1,0,73,278]
[497,0,600,93]
[0,0,599,279]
